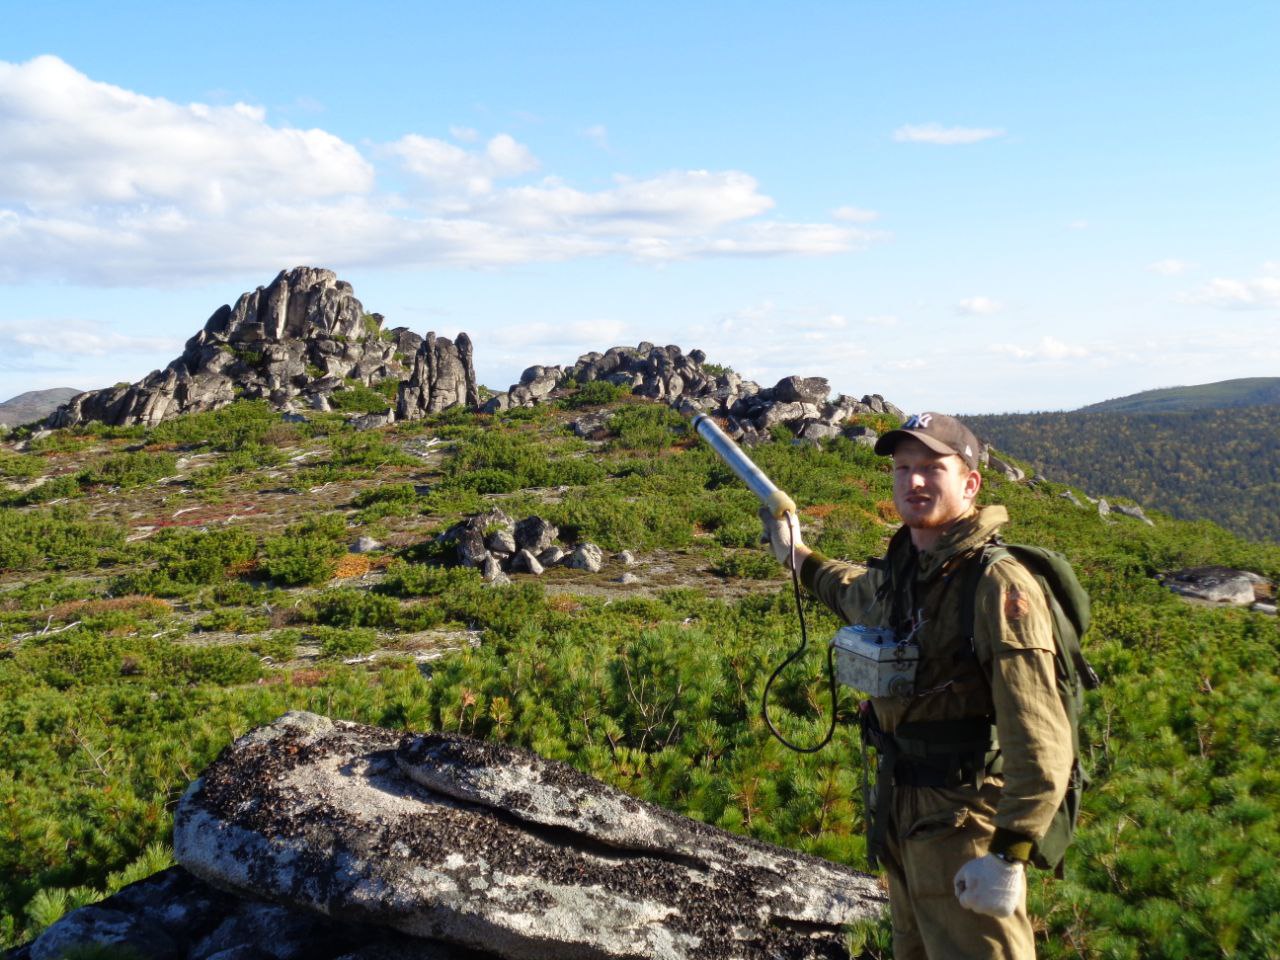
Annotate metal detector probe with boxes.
[687,411,921,753]
[689,413,797,520]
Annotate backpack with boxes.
[960,539,1102,875]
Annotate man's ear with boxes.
[964,468,982,501]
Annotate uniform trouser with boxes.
[881,778,1036,960]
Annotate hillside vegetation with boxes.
[1080,377,1280,413]
[2,394,1279,958]
[967,405,1280,543]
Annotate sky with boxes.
[1,0,1277,414]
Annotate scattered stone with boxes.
[514,516,559,554]
[772,375,830,405]
[1162,567,1262,606]
[986,451,1026,482]
[1112,502,1155,526]
[569,542,604,573]
[616,550,637,567]
[617,572,641,585]
[455,528,489,569]
[17,864,478,960]
[485,529,516,554]
[510,549,544,575]
[1059,490,1084,508]
[1097,497,1112,519]
[480,555,503,583]
[350,410,396,431]
[350,536,382,554]
[797,421,841,442]
[1253,601,1278,616]
[537,545,565,566]
[570,411,614,438]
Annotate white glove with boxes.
[759,508,804,568]
[954,854,1025,918]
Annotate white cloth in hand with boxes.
[954,854,1025,918]
[758,508,803,568]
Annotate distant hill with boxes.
[967,405,1280,543]
[0,387,83,427]
[1080,377,1280,413]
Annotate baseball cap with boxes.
[874,412,980,470]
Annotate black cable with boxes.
[761,517,839,753]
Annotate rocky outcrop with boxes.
[59,711,886,960]
[484,342,901,446]
[439,510,596,581]
[396,332,480,420]
[48,267,419,429]
[1161,567,1268,606]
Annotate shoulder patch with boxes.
[1004,584,1030,621]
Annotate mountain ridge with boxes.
[1077,376,1280,413]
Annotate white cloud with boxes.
[0,55,373,214]
[989,336,1090,361]
[0,319,181,357]
[1148,258,1191,276]
[863,314,900,327]
[388,132,538,194]
[892,123,1005,145]
[956,296,1003,316]
[0,56,871,285]
[832,205,879,223]
[1067,219,1089,231]
[1179,265,1280,308]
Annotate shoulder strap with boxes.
[959,539,1005,650]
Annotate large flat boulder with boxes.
[174,712,885,960]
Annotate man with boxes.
[762,412,1072,960]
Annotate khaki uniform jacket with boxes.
[800,505,1073,850]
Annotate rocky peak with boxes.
[46,268,460,429]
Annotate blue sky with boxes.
[2,0,1277,413]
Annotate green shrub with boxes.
[261,516,347,586]
[248,629,301,661]
[607,404,687,451]
[147,400,285,451]
[328,433,416,469]
[312,589,401,628]
[712,549,780,580]
[0,506,127,572]
[78,451,177,489]
[314,626,378,659]
[146,527,257,587]
[6,474,82,506]
[561,380,630,409]
[0,452,44,481]
[329,383,392,414]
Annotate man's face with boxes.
[891,437,981,532]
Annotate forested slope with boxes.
[2,395,1279,958]
[967,405,1280,543]
[1080,377,1280,413]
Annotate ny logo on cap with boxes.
[903,413,933,429]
